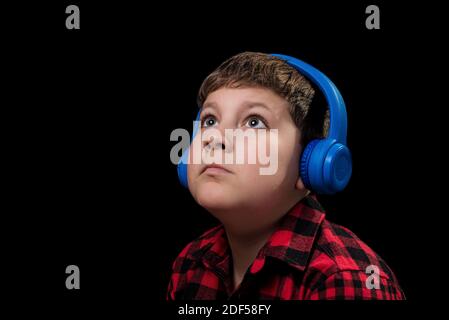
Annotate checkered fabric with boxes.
[167,195,405,300]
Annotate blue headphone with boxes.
[177,54,352,194]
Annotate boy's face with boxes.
[187,87,306,227]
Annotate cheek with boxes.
[242,131,273,166]
[251,130,299,178]
[234,164,284,196]
[262,132,301,188]
[279,139,301,174]
[235,164,263,184]
[187,158,202,199]
[187,163,201,183]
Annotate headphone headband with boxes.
[270,54,347,144]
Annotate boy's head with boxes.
[187,52,329,230]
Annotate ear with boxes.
[295,176,312,198]
[295,175,307,192]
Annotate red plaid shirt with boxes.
[167,195,405,300]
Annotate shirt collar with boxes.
[195,194,326,276]
[252,194,326,273]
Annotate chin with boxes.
[194,181,237,212]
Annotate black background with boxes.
[3,0,445,316]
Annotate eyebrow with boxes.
[202,101,273,112]
[202,102,217,110]
[243,101,272,112]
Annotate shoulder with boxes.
[167,224,226,300]
[170,224,224,272]
[303,220,405,299]
[313,220,396,278]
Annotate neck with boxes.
[225,223,276,292]
[223,191,310,292]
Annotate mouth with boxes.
[201,164,233,175]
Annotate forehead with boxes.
[202,87,290,114]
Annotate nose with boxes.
[203,134,226,151]
[202,125,232,152]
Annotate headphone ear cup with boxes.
[177,147,189,188]
[301,139,352,194]
[177,110,202,189]
[299,139,321,190]
[322,143,352,193]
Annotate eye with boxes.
[202,115,217,128]
[245,116,267,129]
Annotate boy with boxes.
[167,52,404,300]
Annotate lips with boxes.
[201,164,233,175]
